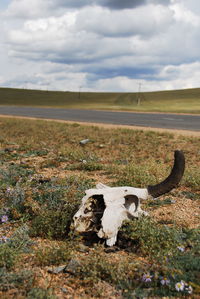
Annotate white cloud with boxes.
[170,2,200,26]
[1,60,88,91]
[5,0,52,18]
[5,5,174,64]
[75,5,174,37]
[0,0,200,92]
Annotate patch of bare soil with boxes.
[150,195,200,229]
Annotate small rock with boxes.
[98,144,105,148]
[64,259,81,275]
[77,244,89,253]
[61,287,68,294]
[79,139,90,145]
[170,199,176,204]
[121,159,129,165]
[48,265,67,274]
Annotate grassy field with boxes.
[0,87,200,113]
[0,117,199,298]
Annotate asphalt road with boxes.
[0,106,199,131]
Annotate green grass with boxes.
[0,87,200,113]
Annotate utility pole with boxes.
[137,82,142,106]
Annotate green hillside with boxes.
[0,87,200,113]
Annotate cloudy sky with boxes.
[0,0,200,92]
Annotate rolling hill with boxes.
[0,87,200,113]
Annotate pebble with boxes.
[61,287,68,293]
[64,259,81,275]
[77,244,89,253]
[48,265,67,274]
[79,139,90,145]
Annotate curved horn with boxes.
[147,150,185,198]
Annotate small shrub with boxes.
[30,202,79,239]
[35,242,72,266]
[74,248,147,296]
[181,191,199,200]
[78,254,117,284]
[32,188,66,209]
[80,161,103,171]
[0,224,33,269]
[59,146,86,162]
[24,149,48,157]
[0,268,33,291]
[30,210,70,239]
[0,164,34,187]
[68,161,103,171]
[30,176,94,239]
[121,217,183,258]
[27,287,57,299]
[184,167,200,190]
[113,161,164,187]
[169,252,200,284]
[170,227,200,283]
[4,186,26,219]
[9,224,33,253]
[0,244,18,270]
[0,150,21,162]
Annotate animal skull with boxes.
[73,150,185,246]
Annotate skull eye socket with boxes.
[84,208,91,214]
[124,195,139,212]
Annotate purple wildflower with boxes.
[142,273,153,283]
[160,277,170,286]
[6,187,12,193]
[6,187,14,196]
[1,215,8,223]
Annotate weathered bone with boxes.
[73,150,185,246]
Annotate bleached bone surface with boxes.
[73,183,149,246]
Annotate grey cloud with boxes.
[84,65,157,81]
[57,0,170,9]
[100,0,170,9]
[147,0,170,5]
[98,0,145,9]
[56,0,91,8]
[56,0,144,9]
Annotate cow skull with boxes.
[73,150,185,246]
